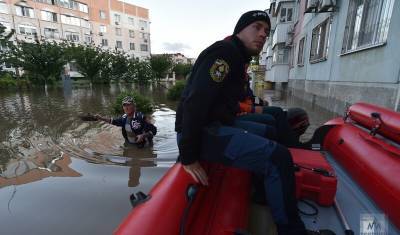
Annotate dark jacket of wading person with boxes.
[175,10,315,235]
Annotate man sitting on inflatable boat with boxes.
[175,10,326,235]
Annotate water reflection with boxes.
[0,152,81,188]
[0,83,178,189]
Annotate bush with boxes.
[0,73,30,89]
[113,91,153,115]
[167,80,186,101]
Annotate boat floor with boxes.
[248,152,400,235]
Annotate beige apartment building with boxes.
[0,0,151,59]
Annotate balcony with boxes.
[272,23,292,48]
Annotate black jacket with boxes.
[112,112,157,144]
[175,36,251,165]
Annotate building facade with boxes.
[0,0,151,59]
[261,0,400,113]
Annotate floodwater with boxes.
[0,82,336,235]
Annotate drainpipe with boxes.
[394,67,400,111]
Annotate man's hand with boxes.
[182,161,208,186]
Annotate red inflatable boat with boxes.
[114,149,337,235]
[323,102,400,229]
[114,102,400,234]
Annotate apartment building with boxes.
[261,0,400,113]
[0,0,151,59]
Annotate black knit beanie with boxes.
[233,10,271,35]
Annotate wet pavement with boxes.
[0,83,337,235]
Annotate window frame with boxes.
[297,37,305,66]
[309,18,331,63]
[341,0,394,54]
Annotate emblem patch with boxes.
[210,59,229,82]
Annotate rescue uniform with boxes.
[175,35,306,233]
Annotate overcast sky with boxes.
[125,0,271,58]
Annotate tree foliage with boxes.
[167,80,186,101]
[112,91,153,114]
[65,44,111,83]
[173,63,192,78]
[150,54,173,80]
[4,40,67,85]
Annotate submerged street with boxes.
[0,83,335,234]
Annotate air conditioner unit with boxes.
[115,21,120,25]
[305,0,318,13]
[143,39,148,43]
[99,32,104,36]
[141,27,144,30]
[319,0,336,12]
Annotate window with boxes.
[84,34,91,43]
[79,3,88,13]
[310,18,331,62]
[61,15,81,26]
[129,30,135,38]
[342,0,394,54]
[114,14,121,23]
[280,8,293,23]
[58,0,88,13]
[44,28,59,39]
[19,25,37,36]
[139,20,147,30]
[140,32,147,39]
[16,6,35,18]
[128,17,134,26]
[99,10,106,19]
[297,37,305,66]
[81,19,90,28]
[0,2,9,14]
[130,43,135,50]
[65,31,79,42]
[116,40,122,49]
[99,25,106,33]
[35,0,56,4]
[101,39,108,46]
[41,11,57,22]
[140,44,148,51]
[115,27,122,36]
[272,44,289,64]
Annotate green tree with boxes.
[4,40,67,85]
[112,91,153,114]
[150,54,173,80]
[66,44,110,83]
[167,80,186,101]
[173,63,192,78]
[0,24,15,74]
[128,58,155,83]
[110,50,129,81]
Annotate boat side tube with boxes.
[114,162,252,235]
[323,123,400,230]
[348,102,400,144]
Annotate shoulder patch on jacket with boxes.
[209,59,229,83]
